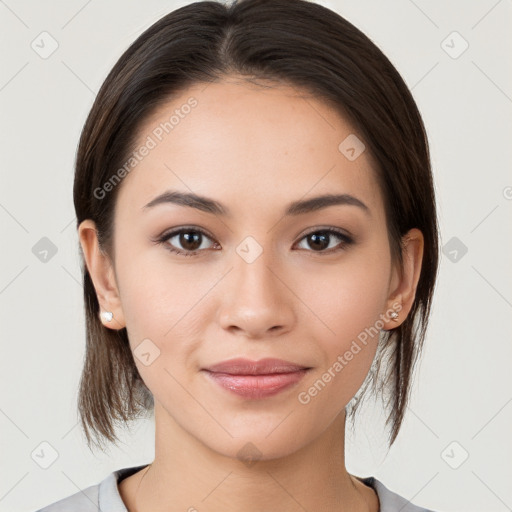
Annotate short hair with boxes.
[73,0,439,452]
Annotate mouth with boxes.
[202,358,312,399]
[203,357,311,375]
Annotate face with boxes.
[93,78,407,460]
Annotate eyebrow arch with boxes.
[142,190,370,217]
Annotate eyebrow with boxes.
[142,190,370,217]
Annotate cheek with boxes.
[295,274,385,421]
[302,246,391,346]
[116,245,197,338]
[116,251,211,381]
[294,245,391,404]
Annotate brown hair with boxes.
[74,0,439,452]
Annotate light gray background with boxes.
[1,1,511,511]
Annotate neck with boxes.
[131,402,376,512]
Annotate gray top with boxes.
[35,464,437,512]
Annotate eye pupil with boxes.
[308,232,329,251]
[180,231,201,251]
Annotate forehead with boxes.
[115,78,384,221]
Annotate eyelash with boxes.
[154,226,354,257]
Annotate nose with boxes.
[217,248,296,339]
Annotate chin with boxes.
[203,425,311,464]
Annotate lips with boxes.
[202,358,312,399]
[203,357,310,375]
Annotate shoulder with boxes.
[359,476,438,512]
[34,465,148,512]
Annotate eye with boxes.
[155,227,219,257]
[295,228,354,254]
[154,226,354,257]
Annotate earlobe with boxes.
[383,228,424,330]
[78,219,126,330]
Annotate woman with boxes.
[36,0,439,510]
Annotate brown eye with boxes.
[157,228,218,256]
[177,231,202,251]
[296,229,353,253]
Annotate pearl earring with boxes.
[101,311,113,322]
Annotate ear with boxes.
[78,219,126,330]
[382,228,424,330]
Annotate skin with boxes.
[79,77,424,512]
